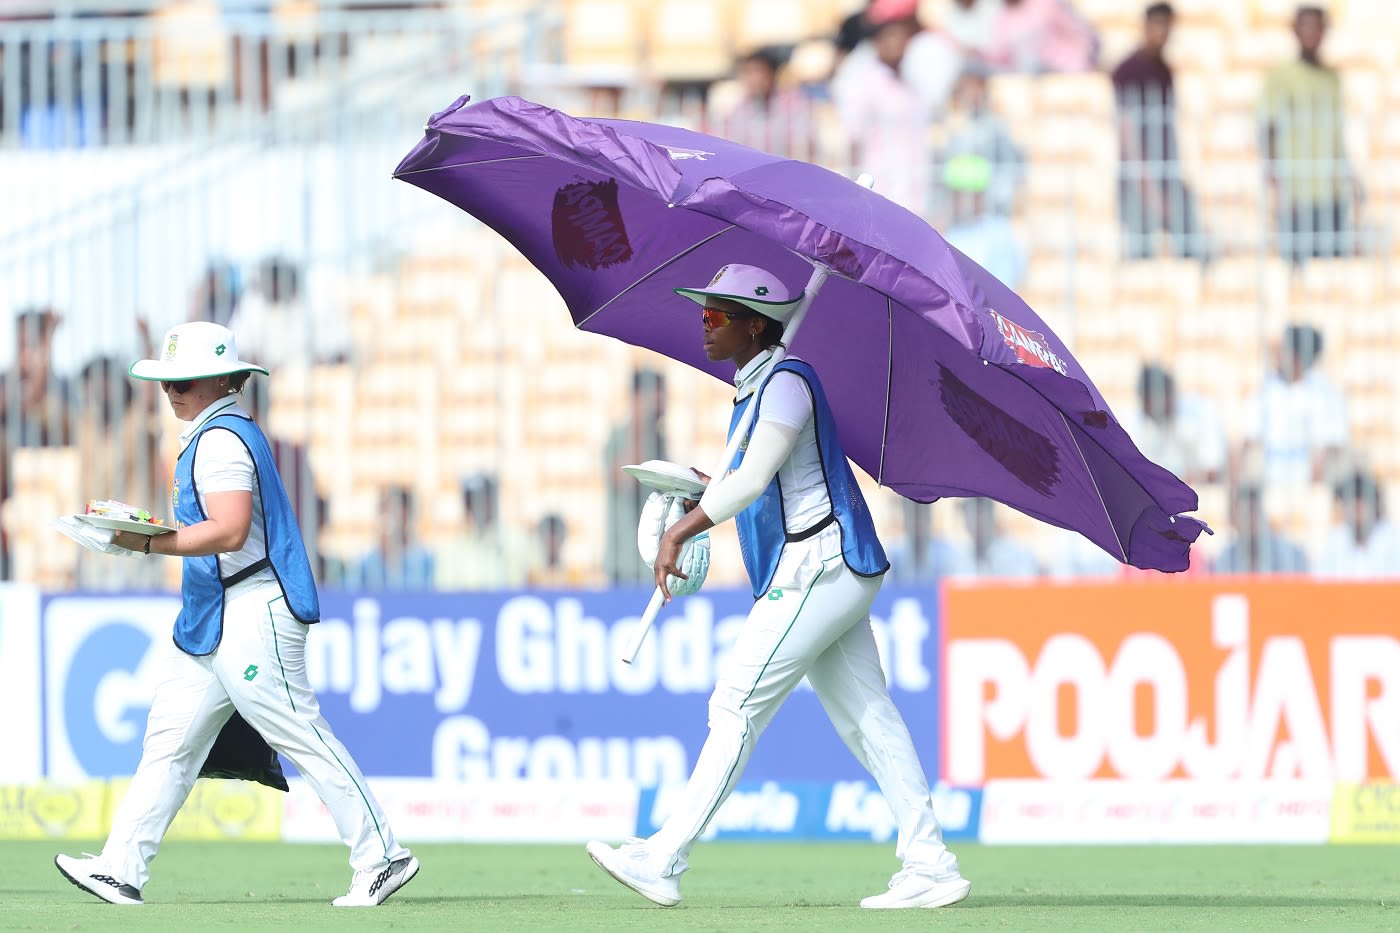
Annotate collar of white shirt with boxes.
[733,348,777,400]
[178,396,247,451]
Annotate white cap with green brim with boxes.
[129,321,270,381]
[674,263,805,323]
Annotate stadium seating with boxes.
[2,0,1395,588]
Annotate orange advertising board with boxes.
[942,580,1400,784]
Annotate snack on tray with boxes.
[85,499,166,526]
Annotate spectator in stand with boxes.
[708,48,817,161]
[834,1,876,65]
[987,0,1098,74]
[72,353,167,590]
[1112,2,1210,261]
[944,0,1004,62]
[229,256,350,369]
[1260,5,1360,265]
[356,484,435,591]
[941,63,1025,217]
[240,376,320,541]
[435,472,532,590]
[188,259,242,326]
[947,497,1040,579]
[604,369,668,585]
[1211,484,1308,575]
[831,0,962,215]
[1238,322,1349,493]
[528,513,584,587]
[1314,469,1400,578]
[1120,362,1226,487]
[885,501,963,583]
[941,154,1028,291]
[0,307,72,579]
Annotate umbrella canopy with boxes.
[393,95,1210,571]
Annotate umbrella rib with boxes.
[394,154,549,176]
[577,225,738,328]
[1058,410,1128,563]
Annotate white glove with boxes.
[636,491,711,595]
[54,516,142,558]
[637,490,686,569]
[668,531,710,596]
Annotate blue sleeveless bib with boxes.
[728,359,888,598]
[171,411,319,655]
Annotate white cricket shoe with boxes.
[332,855,419,907]
[860,868,971,909]
[54,853,143,906]
[585,839,682,907]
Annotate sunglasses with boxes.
[161,379,195,394]
[701,306,754,329]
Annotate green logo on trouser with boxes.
[767,588,783,600]
[243,664,259,681]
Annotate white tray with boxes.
[621,460,707,499]
[75,513,174,536]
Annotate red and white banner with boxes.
[942,580,1400,785]
[281,778,638,843]
[980,779,1334,844]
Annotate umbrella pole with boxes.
[622,261,831,664]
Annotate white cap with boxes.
[674,263,804,323]
[129,322,269,382]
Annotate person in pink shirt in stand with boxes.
[987,0,1099,74]
[830,0,963,216]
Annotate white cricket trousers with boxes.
[646,525,959,880]
[102,576,407,889]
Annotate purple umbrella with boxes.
[393,94,1211,577]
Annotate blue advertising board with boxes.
[637,780,982,842]
[41,587,943,787]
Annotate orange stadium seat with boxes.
[1159,24,1230,74]
[1033,73,1114,118]
[1,448,82,589]
[645,0,732,83]
[152,0,232,88]
[1229,24,1296,70]
[1165,0,1248,30]
[987,73,1036,122]
[559,0,647,80]
[733,0,820,51]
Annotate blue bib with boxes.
[729,359,889,599]
[171,410,319,655]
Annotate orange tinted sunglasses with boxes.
[701,306,753,329]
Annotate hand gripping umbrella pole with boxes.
[622,259,832,664]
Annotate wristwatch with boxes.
[143,536,152,555]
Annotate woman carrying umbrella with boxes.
[54,321,417,908]
[586,264,971,910]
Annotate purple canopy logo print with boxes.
[938,364,1061,496]
[551,178,633,270]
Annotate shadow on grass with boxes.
[965,894,1386,909]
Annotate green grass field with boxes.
[5,841,1395,932]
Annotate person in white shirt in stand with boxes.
[1238,322,1349,492]
[585,263,970,910]
[54,322,416,908]
[1121,362,1226,487]
[1313,469,1400,578]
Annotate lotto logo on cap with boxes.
[164,333,179,360]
